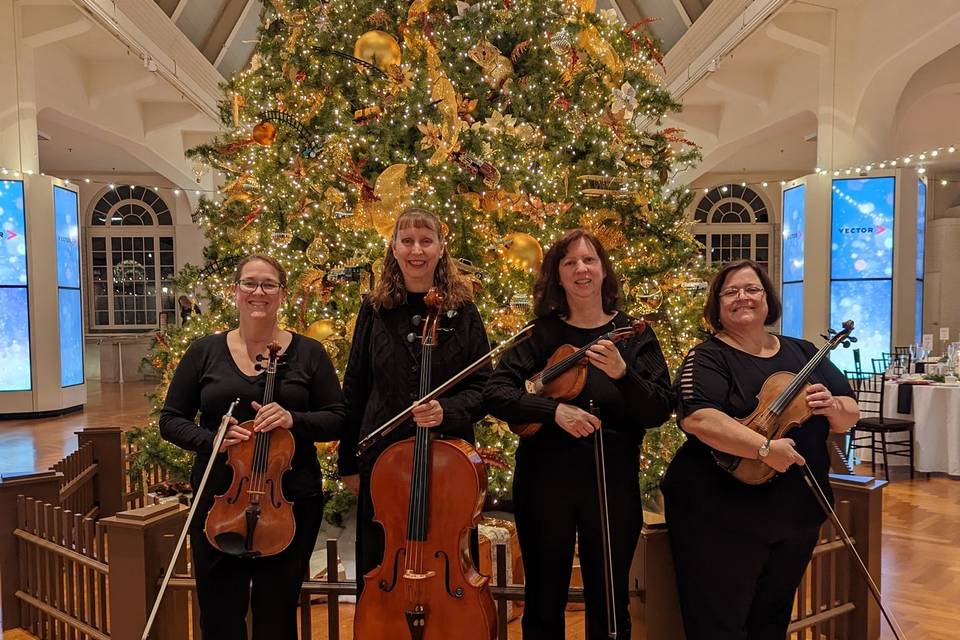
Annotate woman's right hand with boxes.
[341,474,360,495]
[218,417,250,453]
[761,437,806,472]
[554,403,601,438]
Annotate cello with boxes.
[204,342,296,557]
[354,288,496,640]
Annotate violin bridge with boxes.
[402,569,437,581]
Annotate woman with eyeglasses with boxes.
[159,253,345,639]
[662,259,859,640]
[337,208,491,594]
[484,229,674,639]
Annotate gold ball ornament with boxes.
[353,30,402,70]
[305,318,336,341]
[305,237,329,266]
[252,121,277,146]
[502,232,543,272]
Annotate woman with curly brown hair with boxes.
[337,208,491,593]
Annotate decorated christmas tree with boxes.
[134,0,707,520]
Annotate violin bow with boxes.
[357,324,534,455]
[801,466,908,640]
[141,398,240,640]
[589,401,618,639]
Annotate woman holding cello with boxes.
[337,207,492,598]
[484,229,673,639]
[159,254,345,639]
[662,259,859,639]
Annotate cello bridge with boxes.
[402,570,437,581]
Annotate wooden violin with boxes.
[510,319,647,436]
[204,342,296,557]
[716,320,856,485]
[354,288,496,640]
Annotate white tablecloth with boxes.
[882,382,960,476]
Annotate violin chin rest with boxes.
[213,532,260,558]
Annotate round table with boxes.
[883,382,960,476]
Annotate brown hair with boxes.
[703,259,781,332]
[368,208,472,312]
[233,254,287,288]
[533,229,622,318]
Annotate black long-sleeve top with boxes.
[484,312,674,456]
[337,293,492,476]
[159,332,345,501]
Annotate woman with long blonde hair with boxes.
[338,208,491,593]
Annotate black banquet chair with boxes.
[844,370,915,481]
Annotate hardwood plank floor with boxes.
[2,382,958,638]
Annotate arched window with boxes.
[87,187,176,329]
[692,185,773,273]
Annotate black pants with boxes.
[513,443,642,640]
[190,494,324,640]
[355,467,482,595]
[667,517,820,640]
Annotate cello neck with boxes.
[407,296,441,542]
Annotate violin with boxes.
[354,288,496,640]
[715,320,856,485]
[204,342,296,557]
[510,319,647,436]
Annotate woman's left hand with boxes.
[412,399,443,428]
[806,384,840,416]
[587,340,627,380]
[252,401,293,432]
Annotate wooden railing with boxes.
[52,442,99,520]
[13,496,109,640]
[121,441,173,511]
[1,429,889,640]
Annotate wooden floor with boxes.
[2,381,959,639]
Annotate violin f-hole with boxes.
[379,547,406,592]
[433,550,464,598]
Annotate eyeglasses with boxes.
[719,285,765,300]
[236,279,283,294]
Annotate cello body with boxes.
[354,437,496,640]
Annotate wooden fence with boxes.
[0,427,889,639]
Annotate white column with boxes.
[0,0,39,174]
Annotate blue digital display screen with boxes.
[782,185,805,283]
[59,288,84,387]
[0,180,27,286]
[916,179,926,281]
[781,282,803,339]
[55,186,80,288]
[830,177,895,279]
[915,280,923,346]
[830,279,891,373]
[0,287,31,391]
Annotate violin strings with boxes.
[540,327,631,382]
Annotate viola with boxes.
[204,342,296,557]
[716,320,856,485]
[354,288,496,640]
[510,319,647,436]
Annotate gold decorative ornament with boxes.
[467,37,514,91]
[633,279,664,315]
[252,121,277,145]
[305,318,336,341]
[580,209,626,250]
[271,231,294,246]
[354,30,402,71]
[577,0,597,11]
[371,163,415,238]
[502,232,543,271]
[577,25,623,82]
[305,237,329,265]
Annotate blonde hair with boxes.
[368,208,472,312]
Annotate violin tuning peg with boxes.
[446,309,458,319]
[828,328,837,335]
[848,336,858,343]
[406,332,417,343]
[254,363,264,371]
[411,315,423,326]
[842,341,851,348]
[255,354,265,362]
[820,333,830,341]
